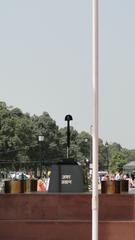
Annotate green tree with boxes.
[1,100,135,175]
[109,152,128,173]
[0,102,36,169]
[76,131,90,162]
[31,112,60,162]
[98,139,108,170]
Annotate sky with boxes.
[0,0,135,150]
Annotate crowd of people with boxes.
[101,171,135,188]
[1,169,52,193]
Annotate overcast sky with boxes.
[0,0,135,149]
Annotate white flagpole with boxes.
[92,0,99,240]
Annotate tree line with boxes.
[0,101,135,173]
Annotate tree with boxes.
[0,102,36,169]
[1,101,135,175]
[31,112,60,162]
[98,140,108,170]
[109,152,128,173]
[76,131,90,162]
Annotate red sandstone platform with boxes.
[0,193,135,240]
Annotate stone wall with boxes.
[0,193,135,240]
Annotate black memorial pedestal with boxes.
[48,158,84,192]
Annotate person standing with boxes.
[37,176,46,192]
